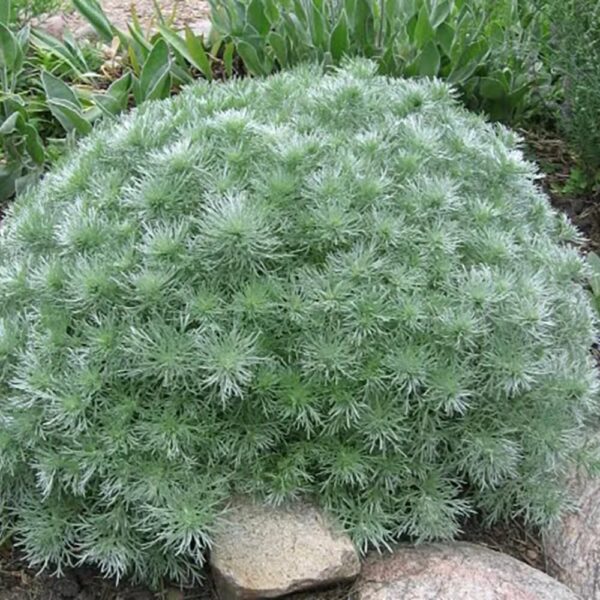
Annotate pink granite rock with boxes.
[357,542,578,600]
[544,467,600,598]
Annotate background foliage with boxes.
[2,0,600,200]
[545,0,600,181]
[0,0,225,202]
[0,61,597,584]
[209,0,552,123]
[7,0,64,24]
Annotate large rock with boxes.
[209,499,360,599]
[356,542,578,600]
[544,467,600,598]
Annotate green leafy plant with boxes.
[0,1,109,202]
[73,0,225,89]
[546,0,600,182]
[1,0,223,203]
[8,0,64,25]
[560,167,595,197]
[209,0,550,123]
[0,16,48,200]
[0,61,597,585]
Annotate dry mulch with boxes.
[39,0,211,37]
[522,129,600,253]
[79,0,210,32]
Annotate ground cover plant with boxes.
[0,60,597,586]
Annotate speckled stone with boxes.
[356,542,578,600]
[209,499,360,600]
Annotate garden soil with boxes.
[51,0,211,36]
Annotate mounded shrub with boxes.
[0,61,597,585]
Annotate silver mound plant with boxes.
[0,60,597,585]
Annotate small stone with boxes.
[73,23,100,43]
[210,498,360,599]
[356,542,578,600]
[544,464,600,598]
[165,588,185,600]
[40,14,66,39]
[526,548,538,561]
[189,19,212,39]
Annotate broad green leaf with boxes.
[107,71,132,102]
[384,0,399,23]
[329,10,349,61]
[131,75,142,105]
[247,0,270,37]
[429,0,452,29]
[41,70,81,107]
[237,40,268,76]
[284,13,309,49]
[211,39,221,59]
[93,94,123,118]
[24,124,45,165]
[353,0,374,53]
[224,0,247,36]
[447,58,480,85]
[16,24,30,51]
[0,112,22,135]
[436,22,454,56]
[208,1,232,35]
[417,41,440,77]
[184,25,212,79]
[169,62,194,85]
[72,0,116,43]
[292,0,308,25]
[157,25,192,62]
[344,0,357,31]
[0,0,9,25]
[267,31,287,66]
[93,72,132,116]
[413,6,434,46]
[263,0,280,24]
[140,38,172,101]
[309,0,327,50]
[507,83,531,109]
[47,98,92,134]
[380,44,398,75]
[0,23,19,71]
[479,77,506,100]
[448,41,489,84]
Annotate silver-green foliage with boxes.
[0,61,597,585]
